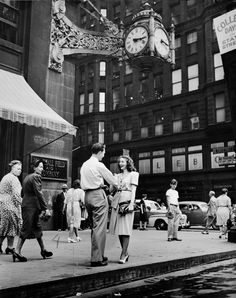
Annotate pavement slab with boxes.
[0,228,236,297]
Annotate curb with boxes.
[2,250,236,298]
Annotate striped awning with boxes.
[0,69,77,136]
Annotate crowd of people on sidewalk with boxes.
[0,142,234,267]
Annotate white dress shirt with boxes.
[80,156,116,190]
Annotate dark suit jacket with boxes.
[22,173,47,211]
[53,192,65,212]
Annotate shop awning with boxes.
[0,69,77,136]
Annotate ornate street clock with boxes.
[124,3,175,71]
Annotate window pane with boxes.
[153,157,165,173]
[215,93,224,108]
[99,61,106,76]
[187,32,197,44]
[215,67,224,81]
[99,92,105,112]
[125,130,132,141]
[113,132,119,142]
[100,9,107,17]
[172,69,181,83]
[214,53,223,67]
[172,82,182,95]
[216,109,225,122]
[173,120,182,133]
[141,127,148,138]
[188,153,203,170]
[172,155,186,171]
[189,78,199,91]
[155,124,163,136]
[188,64,198,78]
[113,88,120,110]
[139,159,150,174]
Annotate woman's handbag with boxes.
[166,211,174,219]
[118,201,132,215]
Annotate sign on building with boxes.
[213,9,236,54]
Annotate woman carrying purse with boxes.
[109,155,139,264]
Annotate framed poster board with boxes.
[30,155,68,181]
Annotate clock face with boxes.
[125,26,149,55]
[154,28,170,58]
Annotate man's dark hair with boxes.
[91,143,105,154]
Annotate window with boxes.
[125,62,132,75]
[125,84,133,106]
[153,150,165,173]
[138,152,151,174]
[112,62,120,79]
[186,0,196,6]
[98,121,105,144]
[87,123,93,144]
[88,64,94,81]
[215,93,225,123]
[188,102,199,130]
[172,106,182,133]
[187,31,197,55]
[79,67,85,85]
[171,4,180,25]
[154,74,163,100]
[99,92,105,112]
[186,1,197,20]
[111,119,119,142]
[112,87,120,110]
[79,94,85,115]
[100,61,106,76]
[172,69,182,95]
[188,145,203,171]
[88,92,94,113]
[188,64,199,91]
[125,0,132,16]
[100,9,107,17]
[139,79,149,103]
[124,117,132,141]
[172,147,186,172]
[175,36,181,57]
[0,1,20,44]
[154,111,164,136]
[214,53,224,81]
[113,3,120,21]
[139,113,149,138]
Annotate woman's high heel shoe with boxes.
[5,247,14,254]
[12,251,27,262]
[118,255,129,264]
[41,249,53,259]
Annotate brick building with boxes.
[73,0,236,203]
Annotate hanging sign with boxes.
[213,9,236,54]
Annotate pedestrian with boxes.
[63,179,84,243]
[166,179,182,242]
[52,184,68,231]
[80,143,117,267]
[14,159,53,262]
[202,190,217,234]
[109,155,139,264]
[0,160,23,255]
[139,194,148,230]
[216,188,232,239]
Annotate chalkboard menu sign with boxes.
[30,155,68,181]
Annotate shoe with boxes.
[118,255,129,264]
[68,238,77,243]
[12,251,27,262]
[91,260,108,267]
[5,247,14,254]
[41,250,53,259]
[102,256,108,262]
[172,238,182,241]
[76,236,82,242]
[167,238,172,242]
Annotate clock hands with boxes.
[160,39,169,47]
[133,36,147,42]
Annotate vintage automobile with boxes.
[179,201,218,229]
[133,199,188,230]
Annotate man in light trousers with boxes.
[80,143,117,267]
[166,179,182,242]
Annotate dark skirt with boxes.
[20,207,43,239]
[140,211,148,222]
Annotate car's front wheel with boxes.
[155,219,168,230]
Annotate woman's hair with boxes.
[72,179,81,188]
[29,159,44,173]
[9,160,22,167]
[117,155,137,172]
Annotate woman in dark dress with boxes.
[13,160,53,262]
[139,194,148,230]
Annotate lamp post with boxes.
[48,0,175,73]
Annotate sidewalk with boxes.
[0,228,236,298]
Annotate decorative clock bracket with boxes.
[48,0,124,72]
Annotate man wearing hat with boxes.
[52,184,68,231]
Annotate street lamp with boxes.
[48,0,175,72]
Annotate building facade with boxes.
[73,0,236,203]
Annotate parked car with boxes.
[179,201,218,229]
[133,199,188,230]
